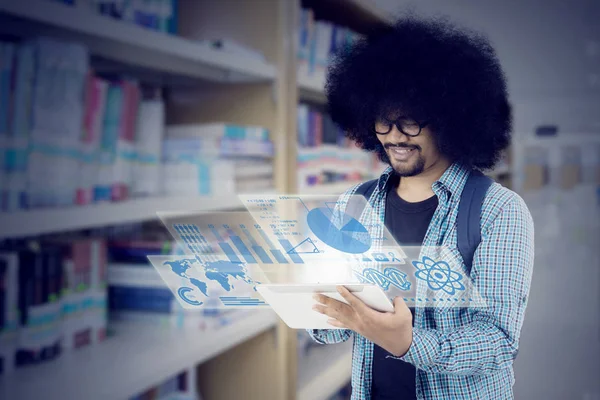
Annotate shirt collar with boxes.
[377,162,471,199]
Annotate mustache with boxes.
[384,143,420,151]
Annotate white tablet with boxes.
[256,283,394,329]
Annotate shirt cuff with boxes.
[401,327,440,366]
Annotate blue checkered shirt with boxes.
[309,163,535,399]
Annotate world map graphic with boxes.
[163,258,258,298]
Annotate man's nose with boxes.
[388,125,410,143]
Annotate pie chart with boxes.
[306,207,371,254]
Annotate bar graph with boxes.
[227,225,258,264]
[240,225,273,264]
[165,213,302,270]
[254,224,289,264]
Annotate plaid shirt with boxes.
[309,163,535,399]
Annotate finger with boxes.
[313,294,347,311]
[393,296,410,313]
[337,286,369,313]
[313,293,336,306]
[312,303,341,320]
[326,319,347,329]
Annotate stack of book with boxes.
[163,123,274,196]
[0,238,108,375]
[297,7,362,82]
[297,145,377,190]
[0,36,170,212]
[107,239,253,331]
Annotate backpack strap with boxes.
[457,170,494,274]
[355,179,378,201]
[347,179,379,218]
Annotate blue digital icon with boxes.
[163,258,260,304]
[371,252,390,262]
[412,256,465,295]
[356,267,411,291]
[307,207,371,254]
[388,252,405,263]
[178,287,203,306]
[288,237,320,254]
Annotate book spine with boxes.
[96,83,122,202]
[133,99,164,197]
[109,286,174,313]
[78,75,108,205]
[90,239,107,344]
[112,80,139,201]
[0,43,15,137]
[314,111,323,147]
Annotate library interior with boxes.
[0,0,599,399]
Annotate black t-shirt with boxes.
[371,176,438,400]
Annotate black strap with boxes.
[457,170,493,274]
[355,179,378,200]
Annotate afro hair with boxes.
[325,16,512,170]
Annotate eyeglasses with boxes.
[373,117,427,137]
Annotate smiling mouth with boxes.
[388,146,417,161]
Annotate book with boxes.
[96,82,123,202]
[313,21,334,71]
[5,43,35,211]
[15,243,63,367]
[112,79,140,202]
[0,252,18,375]
[297,104,309,147]
[167,123,270,142]
[27,38,88,208]
[77,75,108,205]
[132,99,164,198]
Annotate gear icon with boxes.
[412,256,465,295]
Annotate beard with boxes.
[378,143,426,177]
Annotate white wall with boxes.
[373,0,600,136]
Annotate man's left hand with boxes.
[312,286,413,357]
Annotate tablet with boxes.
[256,283,394,329]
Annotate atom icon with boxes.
[412,256,465,295]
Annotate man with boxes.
[308,16,535,400]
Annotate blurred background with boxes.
[0,0,598,399]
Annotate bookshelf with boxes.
[0,310,278,400]
[0,195,248,239]
[0,0,277,83]
[0,0,394,399]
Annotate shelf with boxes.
[0,310,278,400]
[298,182,358,196]
[0,195,246,239]
[298,71,327,103]
[346,0,395,25]
[0,0,276,84]
[297,341,353,400]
